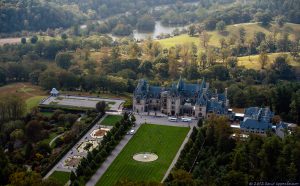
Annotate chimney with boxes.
[206,82,209,89]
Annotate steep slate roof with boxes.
[244,107,273,123]
[241,118,272,130]
[276,121,288,130]
[207,99,226,113]
[134,79,148,99]
[148,86,162,98]
[241,107,274,131]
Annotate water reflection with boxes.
[133,21,187,40]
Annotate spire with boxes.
[201,77,206,88]
[177,76,184,91]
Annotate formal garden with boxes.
[71,113,135,185]
[90,128,110,139]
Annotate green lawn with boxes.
[238,52,300,70]
[41,111,54,117]
[101,115,123,126]
[25,96,46,113]
[97,124,189,186]
[48,171,70,185]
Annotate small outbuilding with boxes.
[50,88,59,97]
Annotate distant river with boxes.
[108,21,188,41]
[132,21,187,40]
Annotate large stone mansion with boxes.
[133,78,229,118]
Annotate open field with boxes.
[101,115,123,126]
[97,124,189,186]
[26,96,47,112]
[0,83,47,112]
[238,52,300,70]
[48,171,70,185]
[157,22,300,48]
[0,37,23,46]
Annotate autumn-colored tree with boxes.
[258,51,269,69]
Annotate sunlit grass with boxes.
[238,52,300,70]
[97,124,189,186]
[157,22,300,48]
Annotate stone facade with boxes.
[133,78,229,118]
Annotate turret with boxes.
[177,76,184,91]
[215,89,218,101]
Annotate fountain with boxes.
[133,152,158,162]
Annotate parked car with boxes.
[181,117,192,122]
[168,117,178,122]
[127,129,135,135]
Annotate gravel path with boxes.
[49,133,64,147]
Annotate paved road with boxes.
[86,122,141,186]
[134,113,197,128]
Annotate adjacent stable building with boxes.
[133,78,229,118]
[240,107,274,135]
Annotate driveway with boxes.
[134,113,197,128]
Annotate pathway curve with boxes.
[49,133,64,147]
